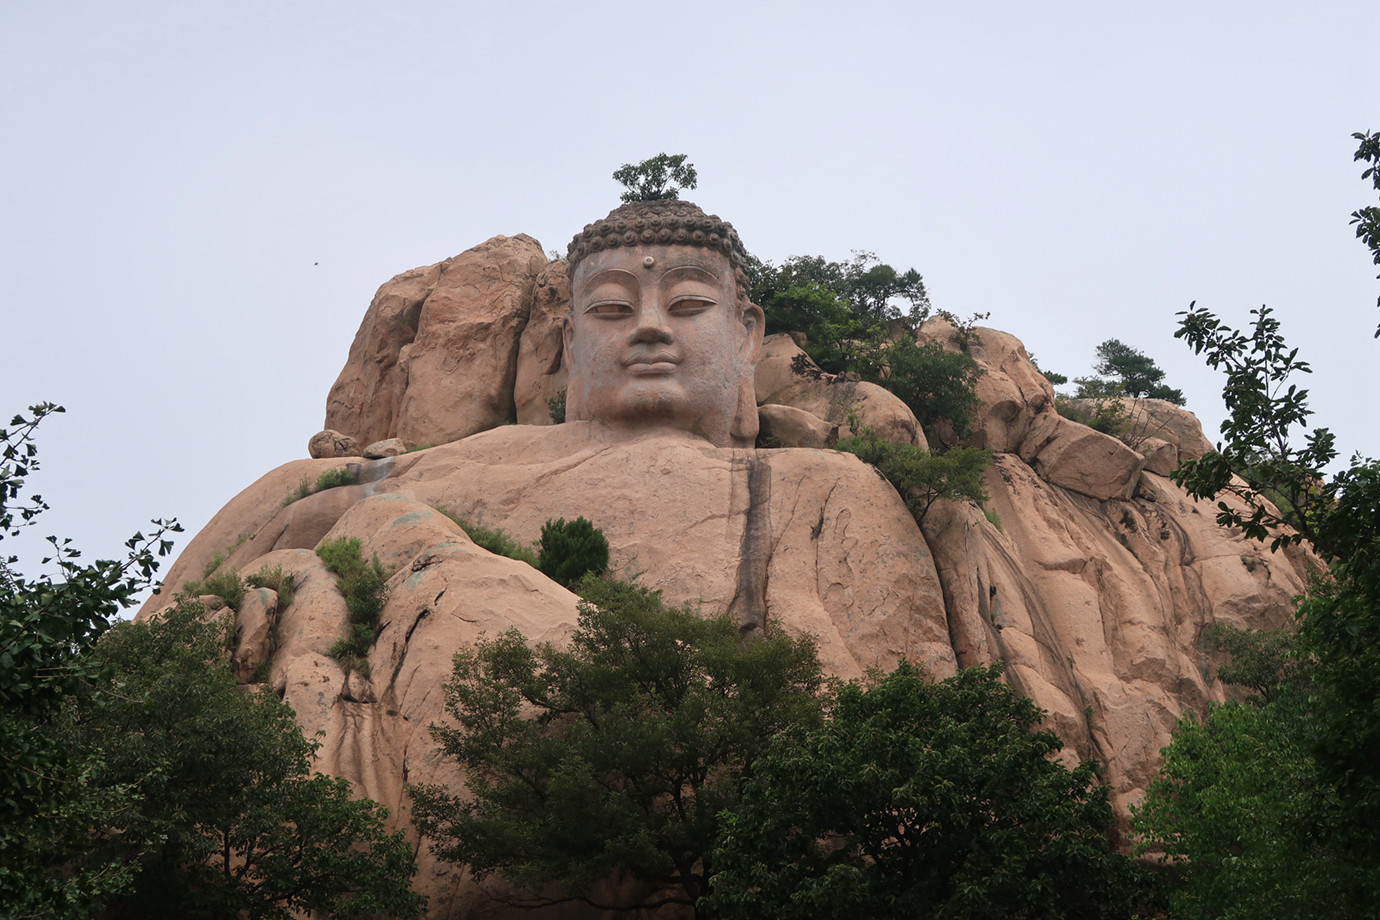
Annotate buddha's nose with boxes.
[629,297,673,344]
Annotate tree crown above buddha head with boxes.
[562,201,764,448]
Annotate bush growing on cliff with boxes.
[59,602,425,919]
[318,536,388,673]
[836,424,990,523]
[537,516,609,587]
[749,252,985,441]
[408,575,824,919]
[707,663,1151,920]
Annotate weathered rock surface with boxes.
[145,235,1321,916]
[756,403,837,448]
[308,429,360,459]
[1019,411,1146,501]
[324,234,548,448]
[754,333,928,448]
[362,437,409,459]
[917,317,1056,451]
[513,259,571,426]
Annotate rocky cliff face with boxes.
[145,235,1315,916]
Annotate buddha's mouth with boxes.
[622,352,680,375]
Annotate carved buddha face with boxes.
[564,243,764,446]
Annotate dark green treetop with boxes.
[613,153,698,202]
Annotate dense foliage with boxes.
[536,515,609,587]
[835,424,991,523]
[707,663,1149,920]
[60,603,425,920]
[1134,131,1380,919]
[749,252,985,440]
[408,576,825,918]
[1,404,181,917]
[612,153,698,203]
[1,407,423,918]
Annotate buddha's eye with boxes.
[585,301,634,316]
[668,295,715,315]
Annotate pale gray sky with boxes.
[2,1,1376,590]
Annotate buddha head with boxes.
[563,200,764,447]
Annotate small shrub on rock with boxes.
[537,517,609,588]
[316,537,388,671]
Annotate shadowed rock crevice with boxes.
[729,456,773,637]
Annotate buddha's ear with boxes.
[739,301,765,363]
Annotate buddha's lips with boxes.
[622,352,680,372]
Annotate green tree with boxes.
[1138,132,1380,916]
[612,153,698,203]
[748,251,986,442]
[706,663,1150,920]
[1132,691,1335,920]
[1074,338,1185,405]
[751,250,929,339]
[835,423,990,523]
[1,403,181,917]
[62,602,425,920]
[536,516,609,588]
[407,576,824,919]
[1351,128,1380,329]
[875,338,986,439]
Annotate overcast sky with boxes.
[3,1,1376,594]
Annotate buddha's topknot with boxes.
[566,200,751,296]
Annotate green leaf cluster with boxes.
[57,602,425,919]
[836,424,990,523]
[706,663,1150,920]
[408,576,824,917]
[1,403,182,916]
[317,537,388,670]
[612,153,698,203]
[536,516,609,588]
[1351,128,1380,332]
[1073,338,1185,406]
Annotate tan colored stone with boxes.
[756,403,837,448]
[1020,411,1146,501]
[394,235,547,446]
[513,260,571,425]
[323,235,547,448]
[754,334,927,448]
[232,586,278,683]
[916,317,1056,452]
[1126,398,1216,460]
[362,438,409,459]
[324,261,445,447]
[1138,436,1179,476]
[308,429,360,459]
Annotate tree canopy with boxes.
[706,663,1149,920]
[1,403,181,917]
[0,405,423,919]
[1073,338,1185,405]
[62,603,426,920]
[1134,131,1380,919]
[613,153,698,203]
[408,575,824,919]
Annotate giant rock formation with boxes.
[145,234,1315,917]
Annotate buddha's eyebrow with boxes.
[583,268,639,289]
[658,265,719,284]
